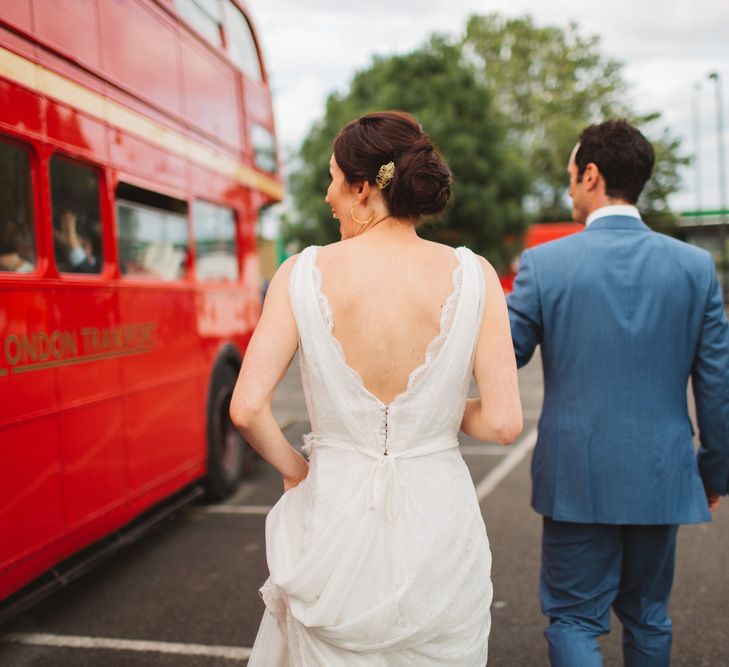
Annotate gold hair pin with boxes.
[376,161,395,189]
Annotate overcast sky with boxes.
[249,1,729,212]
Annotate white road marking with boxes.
[475,427,538,501]
[1,632,251,660]
[207,504,273,515]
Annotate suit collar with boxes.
[583,215,650,232]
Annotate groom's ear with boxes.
[583,162,600,191]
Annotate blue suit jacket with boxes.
[507,215,729,524]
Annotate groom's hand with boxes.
[706,489,720,513]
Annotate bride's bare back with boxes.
[315,238,460,404]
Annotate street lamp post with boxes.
[709,71,728,300]
[692,83,703,224]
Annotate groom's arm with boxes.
[506,249,543,368]
[691,261,729,498]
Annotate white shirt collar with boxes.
[585,204,641,227]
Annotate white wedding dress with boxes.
[248,245,493,666]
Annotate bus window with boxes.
[250,124,277,174]
[116,183,189,281]
[50,156,103,275]
[0,139,35,274]
[176,0,223,48]
[223,1,263,81]
[193,199,238,281]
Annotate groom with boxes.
[507,119,729,666]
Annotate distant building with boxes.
[678,210,728,255]
[677,210,729,301]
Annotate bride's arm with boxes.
[460,257,523,445]
[229,254,309,489]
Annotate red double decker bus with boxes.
[0,0,282,612]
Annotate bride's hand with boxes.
[283,466,309,492]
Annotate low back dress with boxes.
[248,244,493,666]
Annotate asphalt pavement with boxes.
[1,353,727,666]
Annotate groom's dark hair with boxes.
[575,120,655,204]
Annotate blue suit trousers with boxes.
[541,518,678,667]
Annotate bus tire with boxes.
[205,363,246,501]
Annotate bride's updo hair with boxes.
[333,111,452,222]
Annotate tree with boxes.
[637,118,689,234]
[285,37,531,270]
[462,14,687,225]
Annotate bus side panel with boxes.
[118,286,205,515]
[187,174,259,372]
[97,0,183,118]
[33,0,102,72]
[46,98,109,167]
[242,77,275,128]
[54,287,129,555]
[0,76,44,138]
[180,34,241,152]
[0,417,65,600]
[109,131,188,193]
[0,287,65,600]
[0,2,32,33]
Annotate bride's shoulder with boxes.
[472,252,497,278]
[267,251,303,291]
[425,241,496,275]
[473,254,500,292]
[271,244,321,275]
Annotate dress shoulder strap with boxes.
[462,246,486,330]
[288,245,330,347]
[447,246,486,365]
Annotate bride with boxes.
[230,111,522,665]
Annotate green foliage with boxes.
[287,14,689,263]
[462,14,686,226]
[285,37,531,270]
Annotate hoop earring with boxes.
[350,201,375,225]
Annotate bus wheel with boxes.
[205,364,246,500]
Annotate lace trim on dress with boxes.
[311,256,334,330]
[310,246,464,403]
[259,578,287,622]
